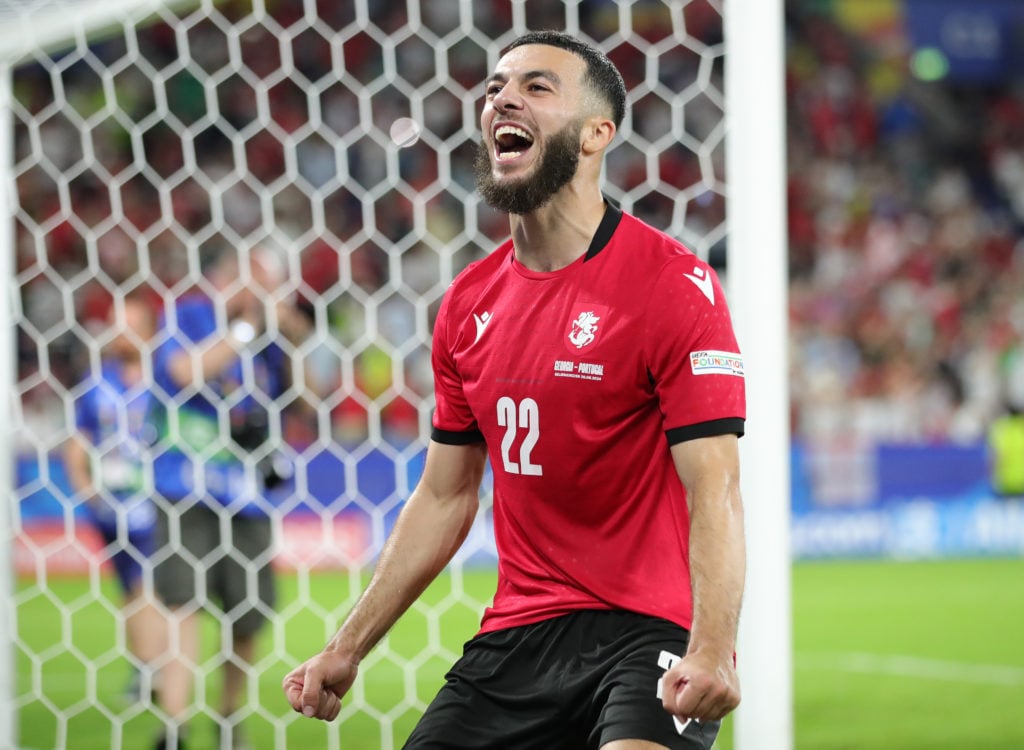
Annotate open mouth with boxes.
[494,125,535,161]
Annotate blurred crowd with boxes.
[786,6,1024,444]
[11,0,1024,456]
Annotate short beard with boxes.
[474,120,582,215]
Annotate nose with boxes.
[491,83,523,113]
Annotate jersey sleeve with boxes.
[643,256,746,444]
[152,298,215,397]
[73,380,99,439]
[152,306,192,398]
[430,286,484,444]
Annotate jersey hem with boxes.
[478,602,693,636]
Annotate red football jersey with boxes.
[432,205,746,634]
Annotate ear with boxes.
[581,116,616,156]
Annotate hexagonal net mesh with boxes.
[6,1,725,748]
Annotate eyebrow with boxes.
[486,69,563,87]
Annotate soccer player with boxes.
[284,30,746,749]
[65,293,165,702]
[152,245,312,750]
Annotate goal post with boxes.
[1,57,16,750]
[726,1,793,748]
[0,2,198,746]
[0,1,791,748]
[0,0,199,61]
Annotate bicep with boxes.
[66,401,96,458]
[670,434,741,511]
[156,339,191,389]
[417,440,488,506]
[64,433,89,461]
[63,432,93,484]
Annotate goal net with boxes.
[4,1,726,748]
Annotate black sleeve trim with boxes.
[665,417,745,445]
[431,427,485,445]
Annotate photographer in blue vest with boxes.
[65,292,165,703]
[151,244,312,750]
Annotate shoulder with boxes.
[168,293,215,335]
[99,361,124,385]
[609,212,715,297]
[618,211,698,264]
[440,240,513,312]
[74,372,102,401]
[176,292,213,317]
[74,367,112,412]
[452,240,513,287]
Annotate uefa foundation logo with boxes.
[689,350,744,377]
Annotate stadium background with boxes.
[5,0,1024,748]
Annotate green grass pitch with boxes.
[14,557,1024,749]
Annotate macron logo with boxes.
[684,266,715,305]
[656,649,700,736]
[473,311,493,344]
[674,716,699,736]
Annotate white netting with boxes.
[6,1,725,748]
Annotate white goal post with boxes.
[0,0,197,62]
[725,1,793,748]
[1,51,16,750]
[0,1,791,748]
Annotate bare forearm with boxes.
[325,487,478,661]
[687,483,745,657]
[662,440,746,722]
[282,441,486,721]
[64,439,94,497]
[167,336,242,387]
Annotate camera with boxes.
[230,406,270,451]
[257,454,292,490]
[230,407,291,489]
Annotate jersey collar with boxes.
[583,197,624,262]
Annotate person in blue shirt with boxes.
[151,245,312,750]
[64,292,165,702]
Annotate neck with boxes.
[509,180,606,272]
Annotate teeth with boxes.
[495,125,534,142]
[494,125,533,161]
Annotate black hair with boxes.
[503,30,627,129]
[198,241,237,277]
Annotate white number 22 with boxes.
[496,396,543,476]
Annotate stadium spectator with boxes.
[987,400,1024,498]
[63,292,165,703]
[150,245,314,750]
[284,31,745,748]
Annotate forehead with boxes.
[113,299,154,325]
[492,43,586,83]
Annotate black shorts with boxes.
[153,502,276,637]
[403,609,720,749]
[93,518,156,595]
